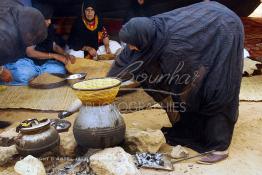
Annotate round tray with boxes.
[29,73,67,89]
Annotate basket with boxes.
[72,78,121,106]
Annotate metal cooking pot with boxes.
[15,119,60,156]
[73,104,126,148]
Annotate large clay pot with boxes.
[73,104,126,148]
[15,119,60,156]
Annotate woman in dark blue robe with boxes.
[108,1,244,163]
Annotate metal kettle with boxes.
[15,119,60,156]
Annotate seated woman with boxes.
[0,3,74,85]
[68,0,121,59]
[124,0,151,24]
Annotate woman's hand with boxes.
[0,67,13,83]
[64,54,76,64]
[87,47,97,57]
[105,46,112,54]
[88,48,96,57]
[52,54,70,64]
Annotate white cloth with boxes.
[68,49,85,58]
[244,48,250,58]
[243,58,260,75]
[97,40,122,55]
[68,40,122,58]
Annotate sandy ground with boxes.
[0,101,262,174]
[125,102,262,175]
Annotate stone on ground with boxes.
[125,128,166,153]
[90,147,140,175]
[170,145,189,159]
[0,127,18,146]
[59,129,77,157]
[0,145,18,166]
[14,155,46,175]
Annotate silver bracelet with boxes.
[0,66,4,75]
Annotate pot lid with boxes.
[16,118,50,133]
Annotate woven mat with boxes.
[0,85,155,112]
[240,75,262,101]
[115,89,157,113]
[66,59,111,78]
[3,75,259,112]
[0,86,77,111]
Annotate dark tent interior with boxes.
[31,0,261,41]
